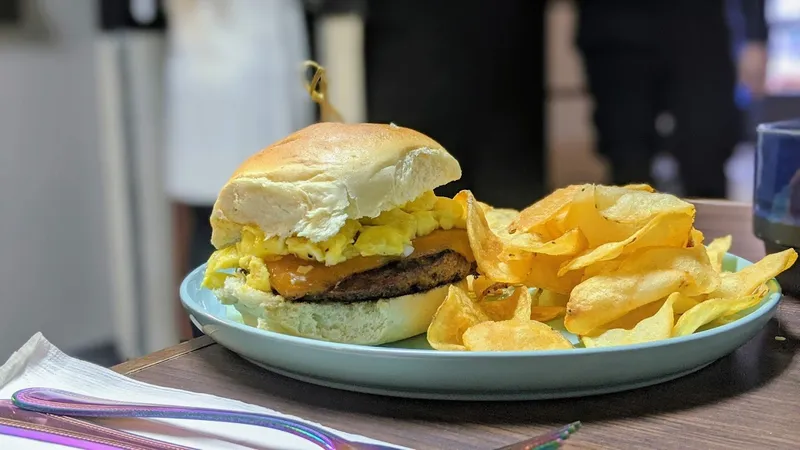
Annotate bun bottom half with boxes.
[214,277,450,345]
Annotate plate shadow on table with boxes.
[189,316,796,428]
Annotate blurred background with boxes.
[1,0,799,365]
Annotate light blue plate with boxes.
[181,253,782,401]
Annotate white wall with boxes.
[0,0,114,357]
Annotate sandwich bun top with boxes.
[210,122,462,248]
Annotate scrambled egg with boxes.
[202,191,466,290]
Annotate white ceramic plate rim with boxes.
[181,253,782,359]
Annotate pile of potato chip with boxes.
[426,185,798,351]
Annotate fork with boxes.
[0,399,192,450]
[12,387,580,450]
[493,422,581,450]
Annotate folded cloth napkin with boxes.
[0,333,402,449]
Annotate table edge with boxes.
[111,336,215,375]
[689,198,751,208]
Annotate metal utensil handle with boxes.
[0,416,132,450]
[13,387,390,450]
[0,400,193,450]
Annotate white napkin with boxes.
[0,333,403,449]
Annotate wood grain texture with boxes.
[121,201,800,449]
[113,336,214,375]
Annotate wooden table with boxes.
[113,200,800,449]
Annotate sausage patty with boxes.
[293,250,476,303]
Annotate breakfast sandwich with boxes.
[202,122,475,345]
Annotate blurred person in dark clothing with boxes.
[307,0,546,209]
[575,0,768,198]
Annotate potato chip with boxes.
[477,201,494,213]
[477,285,533,321]
[530,306,566,322]
[427,285,489,350]
[465,274,476,292]
[476,296,516,323]
[619,245,720,296]
[508,185,581,238]
[566,270,684,335]
[456,191,532,283]
[557,211,692,276]
[506,228,587,256]
[562,184,688,249]
[672,295,762,337]
[458,191,585,293]
[556,214,653,275]
[513,287,535,320]
[523,252,585,295]
[592,292,698,322]
[648,213,694,248]
[485,208,520,244]
[622,183,656,193]
[689,228,705,247]
[581,297,675,348]
[597,187,695,227]
[463,320,573,351]
[471,275,496,299]
[481,282,515,300]
[584,291,698,334]
[565,245,719,334]
[428,185,799,352]
[537,289,569,307]
[543,206,572,240]
[563,184,638,247]
[581,258,623,280]
[753,282,771,299]
[707,283,771,327]
[668,291,701,314]
[705,235,732,273]
[590,299,666,332]
[710,249,797,299]
[591,184,653,211]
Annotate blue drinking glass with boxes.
[754,119,800,295]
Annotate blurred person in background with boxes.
[306,0,547,209]
[164,0,313,339]
[575,0,768,198]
